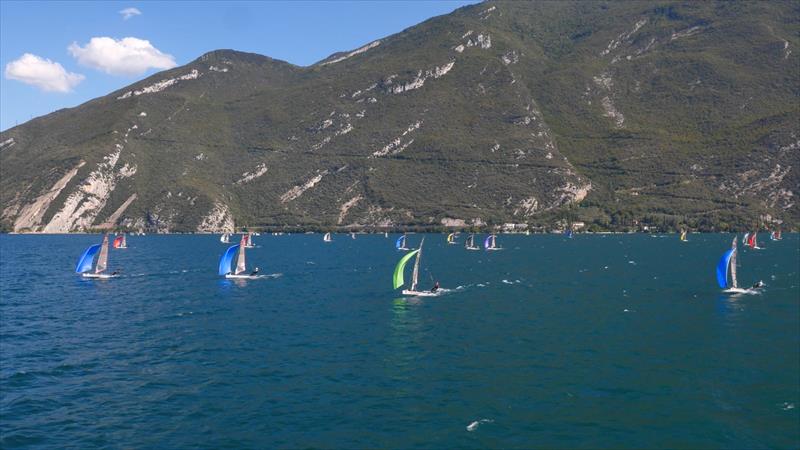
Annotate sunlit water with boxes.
[1,233,798,448]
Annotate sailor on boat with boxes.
[431,281,440,293]
[251,267,260,276]
[751,280,765,289]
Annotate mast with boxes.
[96,234,109,273]
[730,237,738,288]
[235,235,247,274]
[411,238,423,291]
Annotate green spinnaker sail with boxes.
[393,249,419,289]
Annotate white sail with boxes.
[235,235,247,274]
[96,234,109,273]
[121,234,127,248]
[730,238,738,289]
[324,232,332,242]
[411,239,423,291]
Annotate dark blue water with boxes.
[1,233,798,449]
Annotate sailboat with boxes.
[243,232,255,248]
[742,232,750,245]
[484,234,502,251]
[679,229,688,242]
[219,235,264,279]
[717,236,761,293]
[220,233,231,244]
[396,234,410,251]
[770,229,782,241]
[323,232,333,242]
[465,233,480,251]
[564,229,574,239]
[113,233,127,249]
[393,238,441,297]
[76,234,117,278]
[446,232,458,245]
[747,232,762,250]
[384,232,389,238]
[351,232,356,239]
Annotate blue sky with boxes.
[0,1,478,131]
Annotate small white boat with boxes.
[351,232,356,239]
[446,232,458,245]
[219,235,265,279]
[76,234,118,279]
[465,234,480,251]
[393,237,443,297]
[323,232,333,242]
[679,229,688,242]
[220,233,231,244]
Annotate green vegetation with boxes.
[0,1,797,233]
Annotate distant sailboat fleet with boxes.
[74,228,784,298]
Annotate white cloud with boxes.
[4,53,85,93]
[68,37,177,76]
[119,7,142,20]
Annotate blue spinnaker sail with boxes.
[218,245,240,276]
[716,249,734,289]
[75,244,101,273]
[395,236,404,249]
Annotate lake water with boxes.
[1,233,798,448]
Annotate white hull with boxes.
[485,247,504,251]
[398,247,410,251]
[466,246,480,251]
[402,289,442,297]
[723,287,760,295]
[225,274,267,280]
[82,273,117,279]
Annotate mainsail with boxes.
[324,232,332,242]
[113,236,124,248]
[484,235,492,249]
[393,250,419,289]
[465,234,474,249]
[396,235,406,250]
[447,233,455,244]
[75,244,101,273]
[410,238,424,291]
[235,235,247,274]
[680,229,687,241]
[95,234,110,273]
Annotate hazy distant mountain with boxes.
[1,0,798,232]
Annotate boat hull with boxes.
[402,289,442,297]
[82,273,117,279]
[225,274,266,279]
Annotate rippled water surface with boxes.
[1,233,798,448]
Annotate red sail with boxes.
[113,236,124,248]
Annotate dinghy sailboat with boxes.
[446,233,457,245]
[243,232,255,248]
[716,236,760,293]
[396,234,410,251]
[113,234,127,249]
[393,238,442,297]
[76,234,117,278]
[220,233,231,244]
[484,234,502,251]
[747,232,761,250]
[770,229,782,241]
[742,232,750,245]
[679,229,688,242]
[219,235,264,279]
[465,233,480,250]
[323,232,333,242]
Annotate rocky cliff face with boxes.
[1,1,797,232]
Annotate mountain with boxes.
[1,0,798,233]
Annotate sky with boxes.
[0,1,478,131]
